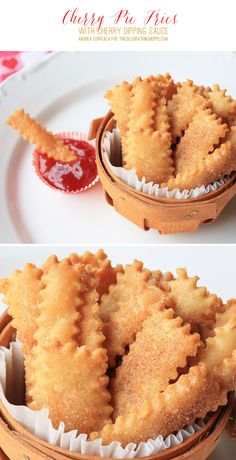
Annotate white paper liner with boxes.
[104,128,229,200]
[0,341,204,458]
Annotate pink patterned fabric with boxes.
[0,52,49,83]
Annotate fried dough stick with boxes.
[175,109,228,174]
[124,78,174,183]
[167,80,207,141]
[168,268,223,329]
[208,84,236,125]
[111,307,200,418]
[150,73,177,101]
[7,109,75,162]
[3,264,43,353]
[102,260,172,366]
[2,263,43,402]
[69,249,123,297]
[166,140,235,190]
[215,299,236,328]
[28,258,112,433]
[105,74,176,136]
[90,364,227,446]
[105,82,132,138]
[199,316,236,390]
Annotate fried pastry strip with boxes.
[214,299,236,328]
[2,263,43,402]
[100,262,172,322]
[28,258,112,433]
[30,344,111,433]
[123,78,174,183]
[175,109,228,174]
[111,307,200,418]
[76,270,105,352]
[69,249,123,297]
[153,73,177,100]
[90,364,227,446]
[149,270,174,291]
[124,129,173,183]
[208,84,236,125]
[196,85,211,99]
[153,95,170,135]
[4,264,43,354]
[168,269,223,329]
[166,140,235,190]
[199,317,236,390]
[127,78,160,132]
[7,109,75,162]
[167,80,207,141]
[102,260,172,366]
[105,81,132,138]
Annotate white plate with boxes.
[0,51,236,244]
[0,245,236,459]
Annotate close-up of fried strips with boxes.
[101,260,172,366]
[7,109,76,162]
[105,74,236,190]
[3,254,113,433]
[199,316,236,389]
[124,77,174,183]
[28,258,112,433]
[2,263,43,402]
[2,251,236,449]
[105,81,132,140]
[90,363,227,445]
[167,80,208,142]
[174,109,228,174]
[90,279,236,446]
[110,307,200,418]
[208,84,236,125]
[166,140,235,191]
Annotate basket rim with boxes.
[0,311,234,460]
[97,111,236,206]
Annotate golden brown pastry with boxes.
[2,251,236,449]
[106,75,236,190]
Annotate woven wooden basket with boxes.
[0,311,236,460]
[89,112,236,235]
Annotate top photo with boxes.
[0,51,235,244]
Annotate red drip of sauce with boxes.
[33,138,97,193]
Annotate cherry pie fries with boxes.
[105,76,236,191]
[1,250,236,448]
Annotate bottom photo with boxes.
[0,245,235,460]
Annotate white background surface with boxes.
[0,0,235,51]
[0,51,236,244]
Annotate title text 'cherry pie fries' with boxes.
[89,73,236,234]
[0,249,236,459]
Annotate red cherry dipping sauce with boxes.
[33,138,98,193]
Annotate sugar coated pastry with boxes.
[2,250,236,447]
[105,75,236,190]
[7,109,76,162]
